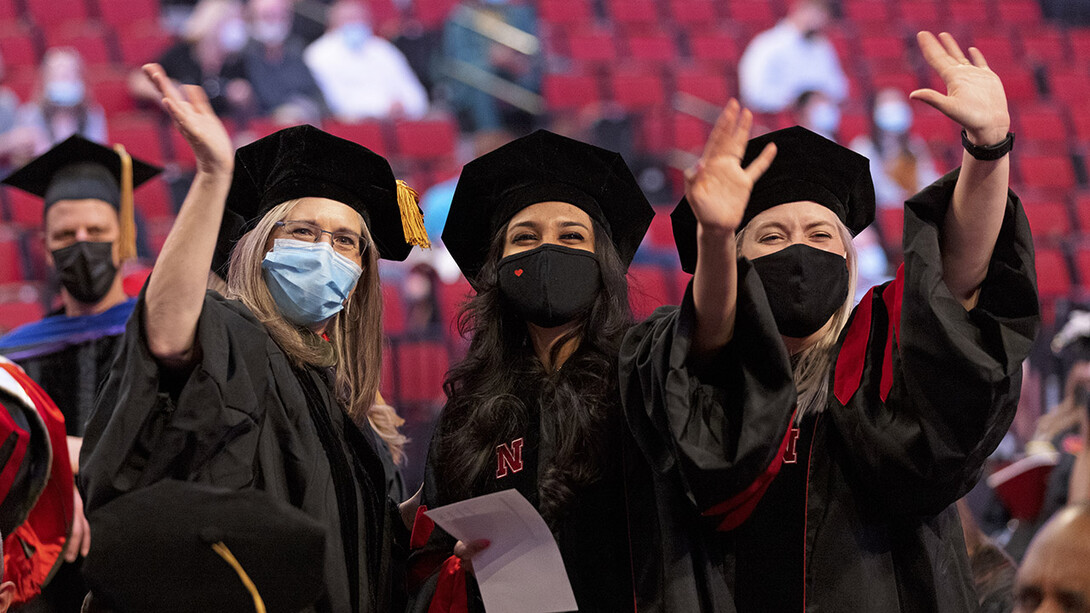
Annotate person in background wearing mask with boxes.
[129,0,247,117]
[1013,503,1090,613]
[15,49,107,155]
[304,0,428,122]
[850,87,942,210]
[0,135,160,446]
[738,0,849,114]
[81,65,427,613]
[663,32,1037,611]
[222,0,325,123]
[0,50,39,172]
[793,89,841,141]
[0,138,157,610]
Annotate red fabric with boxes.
[427,556,469,613]
[834,287,876,405]
[0,405,29,504]
[0,361,74,606]
[879,266,905,402]
[410,504,434,550]
[703,409,798,531]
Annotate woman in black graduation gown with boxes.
[78,65,428,613]
[405,128,798,612]
[624,31,1040,611]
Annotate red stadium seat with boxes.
[0,0,17,19]
[998,0,1043,25]
[1048,70,1090,108]
[859,34,908,62]
[896,0,944,31]
[0,235,24,283]
[1071,108,1090,143]
[641,206,675,250]
[384,340,450,406]
[1016,104,1069,148]
[609,70,667,110]
[671,112,709,153]
[668,0,718,26]
[90,72,136,114]
[688,31,742,66]
[607,0,659,26]
[876,208,905,255]
[324,120,388,157]
[970,34,1019,69]
[1036,247,1072,297]
[948,0,989,26]
[1019,27,1068,65]
[25,0,89,30]
[997,66,1040,103]
[567,27,618,64]
[539,0,592,26]
[1075,246,1090,289]
[394,118,457,162]
[3,188,43,227]
[108,114,167,166]
[135,178,174,220]
[0,298,44,334]
[844,0,892,27]
[413,0,458,29]
[837,109,870,145]
[0,30,40,68]
[1021,199,1072,239]
[1070,30,1090,67]
[542,72,601,111]
[625,32,678,65]
[674,66,732,106]
[1074,191,1090,232]
[725,0,777,35]
[97,0,159,26]
[1016,153,1077,191]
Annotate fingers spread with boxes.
[938,31,969,63]
[908,88,946,111]
[744,142,777,181]
[967,46,989,69]
[916,31,955,70]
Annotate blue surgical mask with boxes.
[808,102,840,139]
[339,22,372,50]
[45,80,85,107]
[874,100,913,134]
[262,239,363,327]
[219,18,249,53]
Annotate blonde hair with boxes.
[225,199,406,463]
[738,217,858,420]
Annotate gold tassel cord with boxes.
[112,144,137,261]
[210,541,267,613]
[396,179,431,249]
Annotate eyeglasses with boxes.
[274,220,367,256]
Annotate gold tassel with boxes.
[112,144,137,261]
[395,179,431,249]
[211,541,267,613]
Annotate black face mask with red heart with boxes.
[497,244,602,328]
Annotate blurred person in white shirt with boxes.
[304,0,429,122]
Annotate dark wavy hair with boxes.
[433,219,632,527]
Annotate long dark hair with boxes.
[434,219,632,526]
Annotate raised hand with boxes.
[685,99,777,234]
[143,63,233,176]
[910,31,1010,145]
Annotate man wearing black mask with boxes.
[0,135,160,449]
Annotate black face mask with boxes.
[497,244,601,328]
[751,243,849,338]
[51,241,118,304]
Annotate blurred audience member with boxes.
[15,49,107,155]
[304,0,428,122]
[850,88,941,209]
[738,0,848,113]
[0,355,84,610]
[793,89,841,141]
[439,0,541,134]
[222,0,325,121]
[404,263,441,338]
[129,0,247,116]
[0,51,37,171]
[1013,503,1090,613]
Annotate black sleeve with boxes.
[79,291,276,513]
[618,258,797,522]
[829,169,1040,515]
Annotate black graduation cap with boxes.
[671,126,875,273]
[82,480,326,613]
[442,129,654,285]
[1,135,162,260]
[214,124,428,273]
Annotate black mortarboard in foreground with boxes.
[442,129,654,285]
[671,126,875,273]
[214,124,428,273]
[2,135,162,260]
[83,480,326,613]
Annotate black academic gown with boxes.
[406,353,638,613]
[79,292,402,613]
[622,169,1039,612]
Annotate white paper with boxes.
[425,489,578,613]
